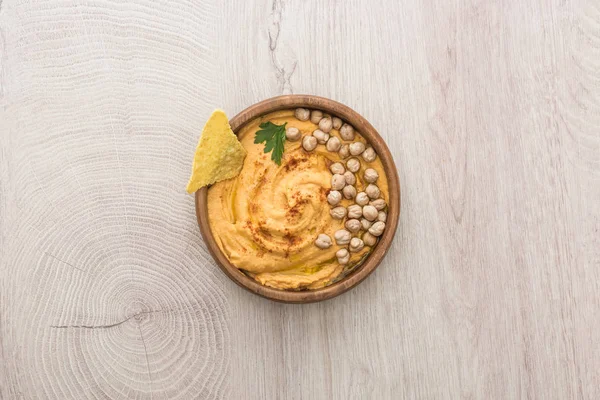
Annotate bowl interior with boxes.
[195,95,400,303]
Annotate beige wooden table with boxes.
[1,0,599,399]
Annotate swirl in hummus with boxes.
[207,110,389,290]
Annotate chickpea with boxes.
[310,110,323,124]
[334,229,352,245]
[347,205,363,219]
[378,211,387,222]
[349,237,365,252]
[342,185,357,199]
[362,147,377,162]
[332,117,343,130]
[294,108,310,121]
[365,184,381,199]
[318,117,333,133]
[338,144,350,159]
[368,221,386,237]
[326,136,341,152]
[327,190,342,206]
[315,233,332,249]
[364,168,379,183]
[362,205,378,221]
[313,129,329,144]
[345,219,361,233]
[362,232,378,247]
[302,135,317,151]
[330,206,347,220]
[346,157,360,173]
[343,171,356,185]
[340,123,355,141]
[330,162,345,175]
[349,142,366,156]
[336,248,350,265]
[331,174,346,190]
[285,127,301,141]
[355,192,369,206]
[370,199,386,211]
[360,218,373,230]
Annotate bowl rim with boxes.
[195,94,401,303]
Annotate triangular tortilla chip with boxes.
[186,109,247,193]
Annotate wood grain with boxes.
[1,0,599,399]
[0,0,230,399]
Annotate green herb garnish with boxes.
[254,121,287,165]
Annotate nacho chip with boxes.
[186,109,247,193]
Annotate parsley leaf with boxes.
[254,121,287,165]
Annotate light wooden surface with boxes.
[1,0,599,399]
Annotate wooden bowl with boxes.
[195,95,400,303]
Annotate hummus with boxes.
[207,110,389,290]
